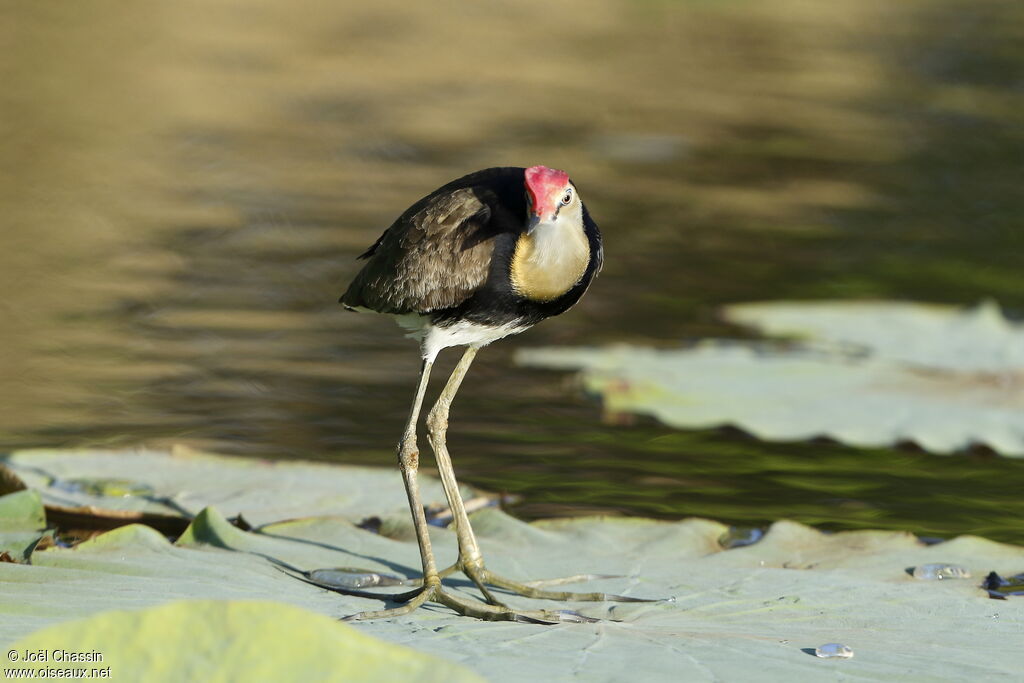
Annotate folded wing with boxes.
[341,187,497,315]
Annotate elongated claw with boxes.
[341,586,436,621]
[459,563,658,604]
[435,562,655,603]
[520,573,622,588]
[513,610,602,625]
[340,584,606,624]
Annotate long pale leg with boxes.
[343,355,606,623]
[426,348,650,606]
[343,361,443,619]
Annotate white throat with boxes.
[510,213,589,302]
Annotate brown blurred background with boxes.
[2,0,1023,540]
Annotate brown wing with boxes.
[340,187,497,315]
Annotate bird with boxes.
[339,166,644,623]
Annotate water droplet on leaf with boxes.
[913,563,971,580]
[307,567,406,589]
[815,643,854,659]
[719,526,764,549]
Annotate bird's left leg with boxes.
[427,347,647,606]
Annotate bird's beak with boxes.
[526,212,541,233]
[525,185,547,233]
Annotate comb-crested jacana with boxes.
[340,166,645,622]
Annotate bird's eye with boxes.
[560,189,573,205]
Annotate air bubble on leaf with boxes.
[913,563,971,580]
[815,643,854,659]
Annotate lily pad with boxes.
[6,599,482,682]
[1,455,1023,679]
[517,300,1024,455]
[724,300,1024,372]
[0,490,48,562]
[0,446,480,527]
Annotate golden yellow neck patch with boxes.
[510,226,590,303]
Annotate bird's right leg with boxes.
[425,348,648,608]
[342,360,443,619]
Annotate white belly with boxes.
[392,315,528,362]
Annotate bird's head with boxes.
[524,165,580,233]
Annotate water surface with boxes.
[3,0,1023,541]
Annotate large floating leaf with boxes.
[2,479,1023,680]
[725,300,1024,371]
[0,446,479,526]
[517,301,1024,455]
[7,599,482,683]
[0,490,48,562]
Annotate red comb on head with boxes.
[524,165,570,218]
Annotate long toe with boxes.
[341,584,606,624]
[466,565,659,603]
[433,588,603,624]
[341,585,436,621]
